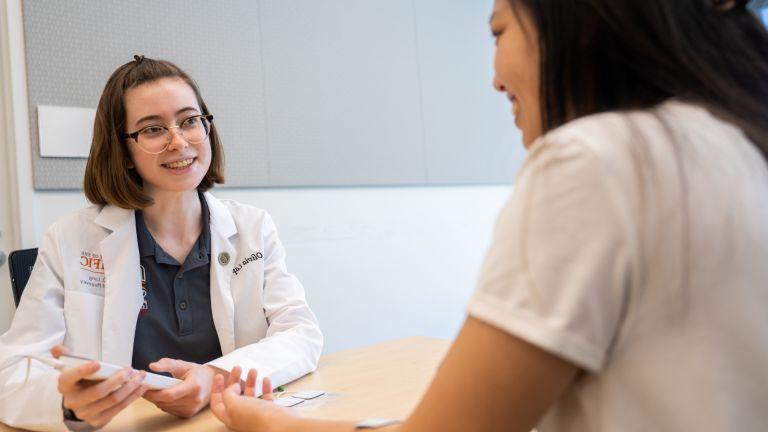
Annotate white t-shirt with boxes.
[467,100,768,431]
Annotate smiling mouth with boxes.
[509,95,520,116]
[162,158,195,169]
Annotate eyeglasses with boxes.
[123,114,214,155]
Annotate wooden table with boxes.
[1,337,450,431]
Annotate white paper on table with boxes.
[37,105,96,158]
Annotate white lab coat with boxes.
[0,192,323,431]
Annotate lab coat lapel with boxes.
[205,192,238,354]
[95,205,143,365]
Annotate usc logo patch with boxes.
[80,251,105,274]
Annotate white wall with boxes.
[22,186,511,354]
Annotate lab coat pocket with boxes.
[63,290,104,357]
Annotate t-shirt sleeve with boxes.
[467,137,632,372]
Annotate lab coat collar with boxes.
[94,205,143,365]
[203,191,238,355]
[94,203,133,232]
[204,191,237,239]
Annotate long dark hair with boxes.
[512,0,768,158]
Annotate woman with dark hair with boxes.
[210,0,768,431]
[0,57,323,431]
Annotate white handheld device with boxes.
[55,354,182,390]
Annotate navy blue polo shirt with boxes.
[132,192,222,373]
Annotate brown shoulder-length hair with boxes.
[84,56,225,209]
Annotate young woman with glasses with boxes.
[209,0,768,431]
[0,56,323,430]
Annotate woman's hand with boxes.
[210,366,297,432]
[52,345,148,429]
[142,358,218,418]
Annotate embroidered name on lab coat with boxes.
[232,251,264,276]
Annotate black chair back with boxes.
[8,248,38,307]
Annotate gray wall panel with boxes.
[414,0,523,184]
[260,0,427,186]
[22,0,523,190]
[23,0,269,189]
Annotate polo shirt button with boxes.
[177,274,183,279]
[179,301,188,310]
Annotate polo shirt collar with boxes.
[134,191,212,266]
